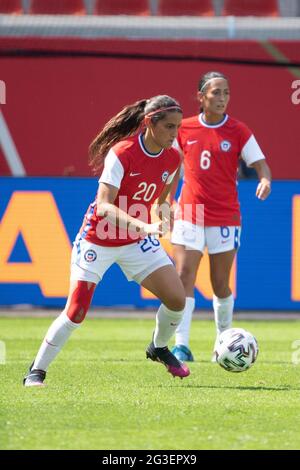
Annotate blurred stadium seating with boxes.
[1,1,298,17]
[157,0,214,16]
[94,0,150,16]
[222,0,280,17]
[29,0,85,15]
[0,0,22,14]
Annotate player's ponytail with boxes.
[89,99,147,174]
[89,95,182,175]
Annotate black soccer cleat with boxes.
[23,362,46,387]
[146,342,190,379]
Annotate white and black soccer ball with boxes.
[215,328,258,373]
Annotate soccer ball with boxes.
[215,328,258,373]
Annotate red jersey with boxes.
[177,114,265,226]
[79,133,180,246]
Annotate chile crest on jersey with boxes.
[220,140,231,152]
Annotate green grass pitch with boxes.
[0,316,300,450]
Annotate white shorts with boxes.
[70,236,173,285]
[171,220,241,254]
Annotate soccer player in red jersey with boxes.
[24,95,190,386]
[171,71,272,362]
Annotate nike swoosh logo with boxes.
[187,140,198,145]
[130,172,141,176]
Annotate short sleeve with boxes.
[241,135,266,167]
[99,149,125,189]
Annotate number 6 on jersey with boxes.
[200,150,211,170]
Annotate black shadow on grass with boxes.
[99,359,294,366]
[154,384,298,391]
[200,359,292,365]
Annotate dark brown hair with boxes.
[198,71,228,93]
[89,95,182,174]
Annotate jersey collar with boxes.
[199,113,228,128]
[138,133,163,158]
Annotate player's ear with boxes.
[197,91,204,104]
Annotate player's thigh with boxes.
[205,226,240,293]
[117,236,173,285]
[141,265,185,311]
[172,219,204,287]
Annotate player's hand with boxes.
[155,201,175,233]
[141,222,164,237]
[256,178,271,200]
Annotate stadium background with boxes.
[0,0,300,311]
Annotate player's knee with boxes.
[164,291,185,311]
[66,281,96,324]
[67,303,88,323]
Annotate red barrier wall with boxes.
[0,38,299,178]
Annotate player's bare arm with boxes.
[157,163,182,233]
[97,182,163,237]
[251,159,272,200]
[154,182,174,234]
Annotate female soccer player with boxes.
[171,71,272,362]
[24,95,190,386]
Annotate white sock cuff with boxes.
[186,297,195,310]
[213,294,234,306]
[60,311,81,330]
[160,304,184,322]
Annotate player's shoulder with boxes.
[226,115,252,136]
[111,135,140,164]
[112,135,138,155]
[180,115,200,130]
[166,145,181,164]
